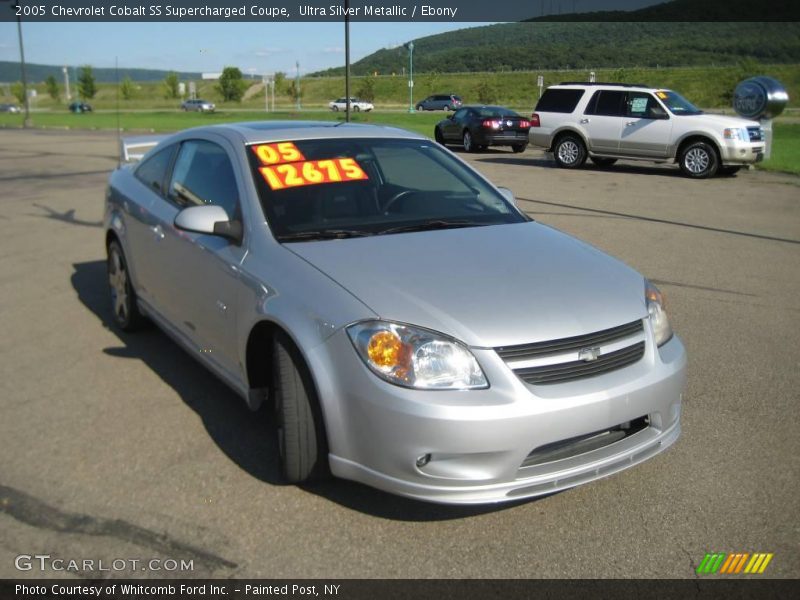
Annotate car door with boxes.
[443,108,470,141]
[618,91,673,158]
[152,137,246,380]
[581,90,626,154]
[121,144,177,306]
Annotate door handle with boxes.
[151,224,165,240]
[625,121,636,126]
[579,118,589,124]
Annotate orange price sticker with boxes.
[259,158,368,191]
[252,142,306,165]
[655,91,668,99]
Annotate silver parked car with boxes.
[181,98,216,113]
[105,122,686,504]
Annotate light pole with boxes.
[406,42,415,113]
[344,0,350,122]
[295,61,301,111]
[15,9,32,127]
[62,66,71,101]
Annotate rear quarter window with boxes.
[535,89,585,113]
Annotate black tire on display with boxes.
[553,134,587,169]
[679,140,719,178]
[107,240,146,332]
[273,332,329,484]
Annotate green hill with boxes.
[0,61,201,84]
[312,22,800,76]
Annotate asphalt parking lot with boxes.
[1,128,798,579]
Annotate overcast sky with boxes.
[0,1,666,75]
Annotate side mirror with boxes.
[174,204,242,244]
[497,186,517,207]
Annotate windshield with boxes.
[656,90,703,116]
[248,138,527,241]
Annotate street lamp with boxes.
[405,42,415,113]
[62,66,71,101]
[15,8,32,127]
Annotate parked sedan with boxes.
[68,102,92,113]
[0,103,21,113]
[328,97,374,112]
[181,99,216,113]
[435,105,531,153]
[107,121,685,504]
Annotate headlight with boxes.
[645,280,673,347]
[723,128,748,141]
[347,321,488,390]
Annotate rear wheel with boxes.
[332,105,339,112]
[679,140,719,178]
[512,143,527,153]
[353,105,360,112]
[553,134,587,169]
[462,130,475,152]
[590,157,617,167]
[107,240,146,332]
[273,332,329,483]
[416,105,423,112]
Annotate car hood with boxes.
[287,222,647,348]
[682,113,761,128]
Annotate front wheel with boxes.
[434,127,445,145]
[590,157,617,167]
[353,105,360,112]
[679,141,719,178]
[273,333,329,484]
[332,105,339,112]
[107,240,146,332]
[512,143,527,153]
[553,134,587,169]
[415,105,423,112]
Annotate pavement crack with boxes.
[0,483,237,571]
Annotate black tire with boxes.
[512,143,527,153]
[679,140,719,178]
[444,105,451,111]
[553,134,587,169]
[107,240,146,332]
[590,157,617,167]
[415,105,423,111]
[462,130,475,153]
[332,105,339,112]
[353,105,360,112]
[718,166,742,176]
[273,332,329,484]
[434,127,445,145]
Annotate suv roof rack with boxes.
[558,81,651,88]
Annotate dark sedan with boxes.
[69,102,92,113]
[434,106,530,153]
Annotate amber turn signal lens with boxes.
[367,331,406,368]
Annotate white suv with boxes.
[529,82,765,178]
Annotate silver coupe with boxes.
[105,121,686,504]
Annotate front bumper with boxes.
[719,141,764,165]
[308,324,686,504]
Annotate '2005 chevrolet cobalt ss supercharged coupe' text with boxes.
[105,122,686,504]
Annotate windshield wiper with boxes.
[378,219,486,236]
[278,229,374,242]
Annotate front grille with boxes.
[519,416,649,468]
[748,126,764,142]
[495,320,645,385]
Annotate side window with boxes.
[535,89,585,113]
[168,140,240,219]
[627,92,665,119]
[586,90,626,117]
[452,108,468,121]
[134,145,176,196]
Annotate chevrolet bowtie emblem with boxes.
[578,347,601,362]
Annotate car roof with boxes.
[177,121,427,144]
[549,82,655,92]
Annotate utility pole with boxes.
[16,10,31,127]
[406,42,414,113]
[344,0,350,122]
[295,61,301,111]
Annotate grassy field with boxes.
[3,64,799,113]
[1,109,798,175]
